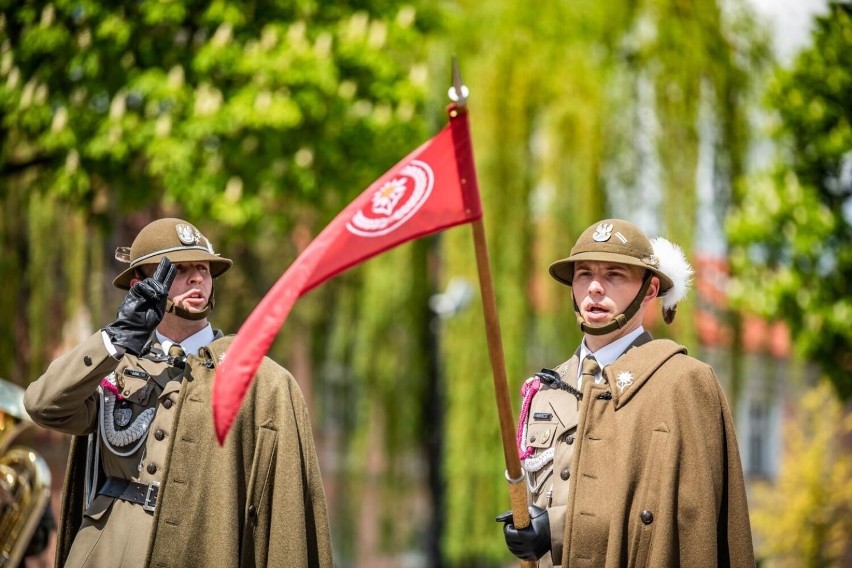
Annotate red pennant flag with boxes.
[213,107,482,442]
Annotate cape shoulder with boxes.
[201,334,297,388]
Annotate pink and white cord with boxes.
[516,376,542,460]
[100,374,123,401]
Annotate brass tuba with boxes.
[0,378,51,567]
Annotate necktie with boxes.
[168,344,186,370]
[579,355,601,387]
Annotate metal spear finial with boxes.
[447,56,470,108]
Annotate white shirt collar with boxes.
[156,324,214,357]
[579,326,645,382]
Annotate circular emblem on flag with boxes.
[346,160,434,237]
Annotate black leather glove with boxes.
[104,257,176,356]
[496,504,551,561]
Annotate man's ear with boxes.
[644,275,660,302]
[130,267,149,287]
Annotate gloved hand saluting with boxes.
[496,504,551,561]
[104,257,176,356]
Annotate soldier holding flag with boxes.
[498,219,754,567]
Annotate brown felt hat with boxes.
[548,219,674,293]
[113,218,232,290]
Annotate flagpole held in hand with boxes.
[447,59,535,568]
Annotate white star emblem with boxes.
[615,371,634,392]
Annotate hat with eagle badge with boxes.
[549,219,693,329]
[112,218,232,290]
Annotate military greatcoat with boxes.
[518,333,754,568]
[24,332,332,568]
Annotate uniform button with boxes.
[154,430,165,441]
[123,390,130,397]
[163,398,173,409]
[247,504,257,518]
[560,468,570,481]
[640,510,654,525]
[566,434,575,445]
[147,463,157,474]
[529,436,536,443]
[83,356,92,366]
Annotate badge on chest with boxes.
[113,400,132,427]
[99,371,157,454]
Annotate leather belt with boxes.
[98,477,160,512]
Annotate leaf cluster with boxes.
[727,2,852,399]
[0,0,436,231]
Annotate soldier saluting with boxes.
[25,218,333,568]
[497,219,754,567]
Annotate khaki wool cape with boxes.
[521,334,754,568]
[54,336,333,568]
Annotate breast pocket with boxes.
[527,420,559,450]
[116,375,155,406]
[527,391,576,448]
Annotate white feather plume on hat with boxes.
[650,237,694,323]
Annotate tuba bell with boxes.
[0,378,51,567]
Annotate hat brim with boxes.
[549,251,674,292]
[113,251,233,290]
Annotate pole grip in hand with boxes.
[507,472,536,568]
[507,477,531,529]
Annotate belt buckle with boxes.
[143,481,160,512]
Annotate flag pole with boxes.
[447,58,534,567]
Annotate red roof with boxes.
[693,254,791,357]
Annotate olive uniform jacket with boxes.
[25,332,333,568]
[519,333,754,568]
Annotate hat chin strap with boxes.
[165,300,211,321]
[574,272,653,336]
[164,287,216,321]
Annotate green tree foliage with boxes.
[727,2,852,400]
[751,381,852,567]
[0,0,436,377]
[1,0,434,219]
